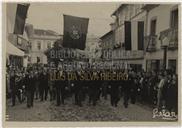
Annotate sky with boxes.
[26,2,120,37]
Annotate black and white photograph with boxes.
[3,1,180,126]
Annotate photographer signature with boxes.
[153,108,177,120]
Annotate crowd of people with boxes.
[6,64,178,114]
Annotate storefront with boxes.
[6,40,25,68]
[145,50,178,73]
[146,59,163,72]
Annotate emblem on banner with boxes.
[70,25,81,40]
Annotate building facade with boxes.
[100,4,146,71]
[100,31,114,50]
[26,24,62,64]
[7,31,30,67]
[100,4,178,72]
[143,4,178,73]
[6,3,30,68]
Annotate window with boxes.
[168,59,176,73]
[28,56,31,62]
[17,37,22,45]
[37,57,40,63]
[150,18,157,35]
[47,42,51,49]
[146,59,163,72]
[171,9,178,28]
[29,42,32,50]
[152,60,158,71]
[37,41,41,50]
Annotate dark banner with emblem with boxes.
[14,4,30,35]
[63,15,89,50]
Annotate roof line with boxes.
[100,30,113,40]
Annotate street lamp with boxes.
[160,36,169,70]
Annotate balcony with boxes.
[159,28,178,50]
[145,35,157,52]
[8,34,30,52]
[17,36,30,52]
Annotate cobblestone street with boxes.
[6,96,165,121]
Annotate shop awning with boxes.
[6,40,25,56]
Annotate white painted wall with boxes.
[144,4,178,72]
[146,4,178,50]
[30,38,57,64]
[114,4,146,51]
[131,11,146,51]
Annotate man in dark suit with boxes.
[34,70,40,100]
[25,70,35,108]
[55,69,61,106]
[44,70,49,101]
[60,69,67,105]
[39,70,44,101]
[10,70,21,106]
[110,70,120,107]
[39,69,49,101]
[74,70,83,107]
[90,69,100,106]
[122,70,131,108]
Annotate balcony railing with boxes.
[17,36,30,52]
[8,34,30,52]
[145,35,157,52]
[160,28,178,50]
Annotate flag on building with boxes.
[125,21,144,51]
[14,4,30,35]
[63,15,89,50]
[124,21,132,50]
[137,21,144,50]
[6,3,29,35]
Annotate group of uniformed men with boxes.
[8,65,178,113]
[49,68,135,108]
